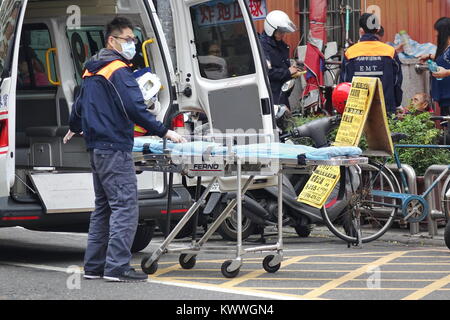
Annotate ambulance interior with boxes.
[13,0,172,198]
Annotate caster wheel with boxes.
[221,260,240,278]
[262,255,281,273]
[141,255,158,275]
[179,254,197,270]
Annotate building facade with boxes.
[259,0,450,56]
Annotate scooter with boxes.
[205,113,359,242]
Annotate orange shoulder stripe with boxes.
[345,41,396,60]
[82,60,129,79]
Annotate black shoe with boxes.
[103,268,148,282]
[83,271,103,280]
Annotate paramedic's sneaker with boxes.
[83,271,103,280]
[103,268,148,282]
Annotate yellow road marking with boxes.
[395,256,450,259]
[301,251,408,299]
[402,274,450,300]
[240,287,418,291]
[219,255,311,288]
[153,277,325,300]
[152,268,450,274]
[150,263,182,277]
[157,276,440,283]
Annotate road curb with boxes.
[309,227,447,248]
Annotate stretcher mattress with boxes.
[133,138,362,161]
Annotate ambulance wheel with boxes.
[131,223,155,253]
[445,222,450,250]
[179,254,197,270]
[262,255,281,273]
[141,256,158,275]
[221,260,240,278]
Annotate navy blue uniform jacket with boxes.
[259,32,292,106]
[69,49,168,152]
[432,47,450,107]
[340,34,403,114]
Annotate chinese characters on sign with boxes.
[298,166,341,209]
[334,80,372,147]
[196,0,267,27]
[299,77,393,209]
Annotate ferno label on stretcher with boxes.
[298,77,393,209]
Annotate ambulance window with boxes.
[67,27,105,84]
[67,27,145,84]
[0,0,22,80]
[190,0,256,80]
[17,24,54,89]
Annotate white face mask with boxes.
[115,38,136,60]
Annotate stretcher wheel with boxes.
[221,260,240,278]
[141,256,158,275]
[179,254,196,269]
[262,255,281,273]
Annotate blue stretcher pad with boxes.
[133,138,362,161]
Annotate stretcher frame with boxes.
[135,135,368,278]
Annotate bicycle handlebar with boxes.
[430,116,450,122]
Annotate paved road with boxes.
[0,227,449,301]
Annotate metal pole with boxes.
[191,176,202,244]
[236,157,243,258]
[165,172,174,238]
[277,171,283,249]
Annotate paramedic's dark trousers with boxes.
[84,149,138,276]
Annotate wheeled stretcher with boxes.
[133,135,368,278]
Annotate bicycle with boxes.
[321,116,450,246]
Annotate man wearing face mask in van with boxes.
[65,17,185,282]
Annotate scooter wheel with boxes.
[262,255,281,273]
[221,260,240,278]
[179,254,197,270]
[141,255,158,275]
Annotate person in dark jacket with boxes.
[259,10,301,108]
[420,17,450,116]
[65,17,185,282]
[340,13,403,114]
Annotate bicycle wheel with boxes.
[441,176,450,223]
[321,160,400,244]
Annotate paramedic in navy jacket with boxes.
[65,17,185,282]
[340,13,403,114]
[259,10,302,108]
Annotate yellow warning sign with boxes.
[334,78,373,147]
[297,165,341,209]
[298,76,393,209]
[334,77,394,155]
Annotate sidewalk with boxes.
[309,225,447,248]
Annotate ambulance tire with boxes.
[131,223,155,253]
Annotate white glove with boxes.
[164,130,187,143]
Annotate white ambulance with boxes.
[0,0,275,250]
